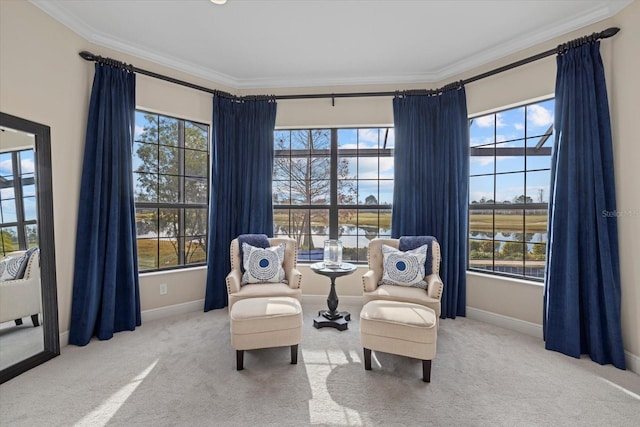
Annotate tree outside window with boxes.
[274,128,393,262]
[133,111,209,271]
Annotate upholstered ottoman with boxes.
[360,300,437,382]
[230,296,303,370]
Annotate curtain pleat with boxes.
[69,64,140,346]
[544,42,625,369]
[204,97,277,311]
[392,89,469,318]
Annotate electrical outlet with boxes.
[159,283,168,295]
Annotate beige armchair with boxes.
[0,249,41,327]
[225,237,302,310]
[362,238,443,319]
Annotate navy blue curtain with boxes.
[204,96,277,311]
[392,88,469,318]
[544,42,625,369]
[69,63,141,346]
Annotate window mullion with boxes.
[178,120,186,266]
[13,151,27,249]
[329,128,338,239]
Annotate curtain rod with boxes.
[79,27,619,102]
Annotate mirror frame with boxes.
[0,112,60,384]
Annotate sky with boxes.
[337,128,394,205]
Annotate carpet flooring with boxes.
[0,301,638,426]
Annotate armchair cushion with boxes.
[363,284,441,319]
[380,244,428,289]
[241,243,286,285]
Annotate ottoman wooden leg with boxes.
[291,344,298,365]
[236,350,244,371]
[422,359,431,382]
[364,348,372,370]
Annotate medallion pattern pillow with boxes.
[0,250,31,282]
[241,242,286,285]
[380,244,428,289]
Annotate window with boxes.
[133,111,209,271]
[468,99,554,280]
[0,149,38,256]
[273,128,394,263]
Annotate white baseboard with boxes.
[57,299,640,375]
[141,299,205,323]
[59,331,69,348]
[58,299,206,347]
[466,306,640,375]
[466,306,543,339]
[625,351,640,375]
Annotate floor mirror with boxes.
[0,112,59,384]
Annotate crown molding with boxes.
[88,33,239,88]
[29,0,633,90]
[29,0,239,88]
[432,0,633,83]
[232,71,443,90]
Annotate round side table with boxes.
[310,262,357,331]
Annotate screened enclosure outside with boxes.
[273,128,394,263]
[468,98,554,280]
[0,149,38,256]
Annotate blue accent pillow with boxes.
[380,244,428,289]
[241,242,286,285]
[399,236,435,276]
[237,234,270,272]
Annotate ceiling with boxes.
[31,0,631,90]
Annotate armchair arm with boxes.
[225,269,242,295]
[362,270,380,293]
[287,268,302,289]
[425,273,444,300]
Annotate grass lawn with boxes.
[275,211,543,233]
[274,211,391,230]
[136,239,205,270]
[470,213,547,234]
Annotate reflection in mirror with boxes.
[0,131,44,371]
[0,112,59,384]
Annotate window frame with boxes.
[273,127,394,263]
[133,110,210,272]
[467,98,554,282]
[1,149,38,256]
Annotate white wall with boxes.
[1,0,637,370]
[1,0,90,337]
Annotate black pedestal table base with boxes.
[310,262,356,331]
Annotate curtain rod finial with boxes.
[601,27,620,38]
[79,51,95,61]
